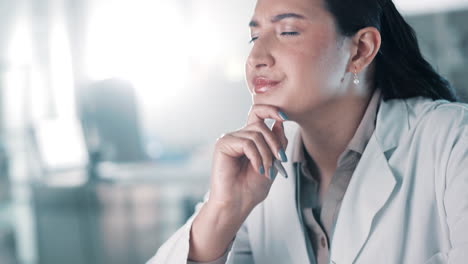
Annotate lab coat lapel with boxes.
[330,134,396,263]
[330,99,409,263]
[272,152,309,264]
[279,161,312,264]
[268,123,311,264]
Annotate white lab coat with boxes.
[148,96,468,264]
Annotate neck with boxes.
[297,89,373,176]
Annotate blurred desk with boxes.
[30,160,210,264]
[39,160,211,187]
[96,160,210,184]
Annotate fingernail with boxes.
[278,148,288,162]
[278,111,289,121]
[259,165,265,175]
[269,166,276,180]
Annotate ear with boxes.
[346,27,381,73]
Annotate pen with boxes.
[274,159,288,179]
[264,118,288,179]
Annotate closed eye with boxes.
[281,32,299,36]
[249,32,299,44]
[249,36,259,44]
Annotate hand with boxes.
[208,104,289,212]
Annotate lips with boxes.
[253,77,281,94]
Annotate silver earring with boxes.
[353,69,360,85]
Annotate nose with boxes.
[246,40,275,70]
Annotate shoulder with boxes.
[402,98,468,171]
[376,96,466,150]
[403,97,468,137]
[376,96,467,155]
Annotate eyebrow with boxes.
[249,13,306,27]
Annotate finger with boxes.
[233,130,275,177]
[270,160,280,181]
[241,122,284,162]
[216,134,266,177]
[246,104,288,126]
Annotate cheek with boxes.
[292,36,345,87]
[279,40,348,110]
[285,43,338,87]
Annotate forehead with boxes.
[252,0,325,18]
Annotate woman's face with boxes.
[245,0,353,120]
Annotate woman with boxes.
[149,0,467,263]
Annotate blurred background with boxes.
[0,0,466,263]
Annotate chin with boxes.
[256,100,291,116]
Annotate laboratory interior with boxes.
[0,0,467,263]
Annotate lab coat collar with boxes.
[329,98,410,263]
[375,98,410,152]
[278,98,409,264]
[329,133,397,263]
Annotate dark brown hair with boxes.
[324,0,459,102]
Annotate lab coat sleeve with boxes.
[187,239,234,264]
[187,220,254,264]
[225,222,254,264]
[146,191,254,264]
[444,129,468,263]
